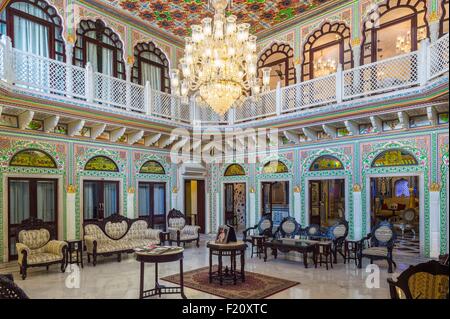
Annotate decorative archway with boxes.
[224,164,246,177]
[310,155,344,171]
[84,155,119,172]
[73,19,125,79]
[440,0,449,36]
[262,160,289,174]
[257,42,296,89]
[371,149,419,167]
[132,41,170,92]
[301,21,352,81]
[139,160,165,174]
[9,149,57,169]
[361,141,429,256]
[301,149,353,235]
[0,0,66,61]
[361,0,429,64]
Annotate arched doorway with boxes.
[223,164,247,230]
[257,42,296,89]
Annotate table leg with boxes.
[209,249,212,283]
[80,246,84,268]
[314,246,318,269]
[219,253,223,286]
[232,251,237,285]
[180,258,186,299]
[303,251,308,268]
[264,245,268,262]
[241,249,245,282]
[139,262,144,299]
[155,262,160,297]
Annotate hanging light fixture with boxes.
[170,0,270,115]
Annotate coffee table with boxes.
[263,239,318,268]
[207,241,247,285]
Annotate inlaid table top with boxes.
[207,240,246,250]
[135,246,184,256]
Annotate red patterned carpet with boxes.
[161,266,299,299]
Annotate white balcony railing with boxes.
[0,33,448,127]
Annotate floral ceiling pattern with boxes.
[91,0,331,38]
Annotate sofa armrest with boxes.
[145,228,162,241]
[16,243,30,266]
[182,225,200,236]
[84,236,97,254]
[44,240,67,258]
[168,227,180,240]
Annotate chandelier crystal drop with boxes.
[170,0,270,115]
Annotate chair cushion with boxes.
[180,234,199,241]
[168,218,185,229]
[260,219,271,231]
[333,224,347,238]
[282,221,296,234]
[407,272,449,299]
[27,252,62,265]
[105,221,128,239]
[124,220,150,240]
[84,224,109,241]
[19,229,50,250]
[362,247,389,257]
[182,225,199,236]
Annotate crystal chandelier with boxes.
[313,53,337,78]
[170,0,270,115]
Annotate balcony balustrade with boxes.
[0,34,448,127]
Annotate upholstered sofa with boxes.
[83,214,162,266]
[167,209,201,247]
[15,218,67,280]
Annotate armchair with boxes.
[0,274,29,299]
[390,208,418,237]
[275,217,301,239]
[15,218,67,280]
[243,214,274,244]
[303,224,326,239]
[358,221,397,273]
[167,209,200,247]
[387,260,449,299]
[327,220,349,263]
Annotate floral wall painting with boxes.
[371,149,419,167]
[224,164,246,177]
[84,156,119,172]
[310,155,344,171]
[139,160,166,174]
[262,160,289,174]
[9,149,57,169]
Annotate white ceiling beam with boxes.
[91,123,106,140]
[302,127,317,141]
[128,130,144,145]
[144,133,161,147]
[68,119,85,137]
[398,111,410,129]
[18,110,34,130]
[344,120,359,136]
[370,116,382,133]
[43,115,59,133]
[110,127,126,142]
[159,134,177,148]
[283,130,300,144]
[427,106,438,126]
[322,124,336,138]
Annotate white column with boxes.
[353,187,363,240]
[65,43,74,97]
[293,190,301,223]
[352,45,361,68]
[125,62,132,111]
[66,189,76,240]
[429,187,440,258]
[275,81,282,115]
[1,35,14,84]
[215,192,220,231]
[127,191,135,218]
[171,192,178,210]
[249,191,256,227]
[429,21,440,43]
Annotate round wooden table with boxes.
[135,247,186,299]
[207,241,247,285]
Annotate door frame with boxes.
[304,176,349,227]
[182,178,206,233]
[136,180,168,229]
[79,176,123,233]
[222,182,247,228]
[365,172,425,256]
[258,178,292,225]
[2,173,64,263]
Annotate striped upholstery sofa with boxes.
[83,214,161,266]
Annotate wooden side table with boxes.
[135,246,186,299]
[160,231,170,245]
[207,241,247,285]
[344,239,359,265]
[317,241,333,270]
[65,239,83,268]
[250,235,265,259]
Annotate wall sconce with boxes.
[127,187,135,194]
[294,186,301,193]
[66,184,76,194]
[172,186,179,194]
[249,187,255,193]
[353,184,361,192]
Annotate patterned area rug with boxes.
[161,266,299,299]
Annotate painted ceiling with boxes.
[87,0,334,40]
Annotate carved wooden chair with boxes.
[243,214,274,243]
[167,209,200,247]
[388,260,449,299]
[358,221,397,273]
[326,219,349,263]
[275,217,301,239]
[15,218,67,280]
[303,224,327,239]
[0,274,29,299]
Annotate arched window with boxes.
[440,0,449,36]
[394,178,410,197]
[74,19,125,79]
[224,164,246,176]
[371,149,418,167]
[361,0,428,64]
[257,43,296,89]
[262,161,289,174]
[132,42,170,92]
[84,156,119,172]
[0,0,65,61]
[302,22,352,81]
[9,149,57,168]
[310,155,344,171]
[139,160,165,174]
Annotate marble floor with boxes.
[0,235,428,299]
